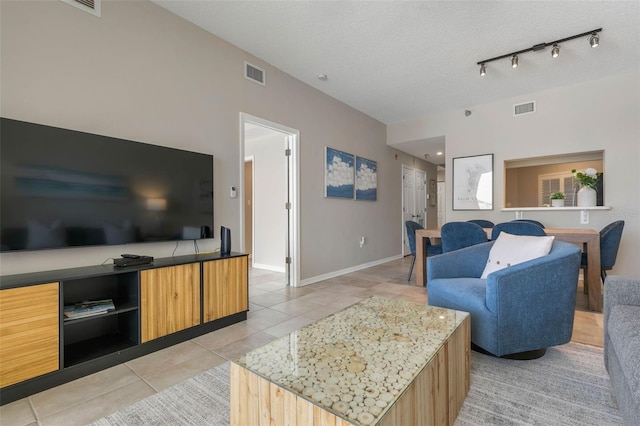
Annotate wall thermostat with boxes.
[230,186,237,198]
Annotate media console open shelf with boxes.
[0,252,248,405]
[63,271,140,368]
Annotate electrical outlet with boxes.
[580,210,590,224]
[359,236,365,248]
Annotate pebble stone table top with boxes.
[234,296,469,425]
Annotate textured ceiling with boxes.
[151,1,639,163]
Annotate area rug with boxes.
[92,342,621,425]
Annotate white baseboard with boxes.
[252,263,286,273]
[298,255,403,287]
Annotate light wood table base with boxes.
[231,302,470,426]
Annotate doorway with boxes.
[240,113,300,286]
[402,165,427,256]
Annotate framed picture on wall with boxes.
[452,154,493,210]
[325,147,354,199]
[355,156,377,201]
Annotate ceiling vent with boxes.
[59,0,101,17]
[244,61,266,86]
[514,101,536,117]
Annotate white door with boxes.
[402,165,427,256]
[415,170,427,226]
[402,165,415,256]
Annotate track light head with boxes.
[511,55,518,69]
[589,33,599,48]
[479,63,486,76]
[551,44,560,58]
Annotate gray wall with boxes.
[0,0,418,280]
[388,71,640,276]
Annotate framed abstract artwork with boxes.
[452,154,493,210]
[355,156,377,201]
[325,147,354,199]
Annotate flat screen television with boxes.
[0,117,214,252]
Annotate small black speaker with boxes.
[220,226,231,255]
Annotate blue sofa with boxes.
[604,275,640,425]
[427,240,581,358]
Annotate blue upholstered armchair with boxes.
[427,240,581,358]
[511,219,545,228]
[467,219,495,228]
[582,220,624,293]
[441,221,488,252]
[491,221,546,240]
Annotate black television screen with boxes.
[0,118,214,252]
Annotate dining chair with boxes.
[440,221,488,253]
[467,219,495,228]
[511,219,545,228]
[491,221,546,240]
[582,220,624,294]
[405,221,442,280]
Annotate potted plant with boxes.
[550,192,566,207]
[572,168,601,207]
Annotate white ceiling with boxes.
[151,1,639,165]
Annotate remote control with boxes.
[121,254,140,259]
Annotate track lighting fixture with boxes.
[476,28,601,76]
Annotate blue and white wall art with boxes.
[325,147,354,199]
[355,156,378,201]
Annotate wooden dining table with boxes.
[415,227,602,312]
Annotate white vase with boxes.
[551,199,565,207]
[577,186,597,207]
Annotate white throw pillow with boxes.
[480,232,555,279]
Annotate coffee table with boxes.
[231,296,470,425]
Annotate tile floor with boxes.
[0,257,602,426]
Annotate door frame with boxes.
[243,156,255,260]
[401,164,414,257]
[239,113,300,286]
[401,164,427,257]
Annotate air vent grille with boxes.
[76,0,95,8]
[59,0,101,17]
[244,61,266,86]
[514,101,536,116]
